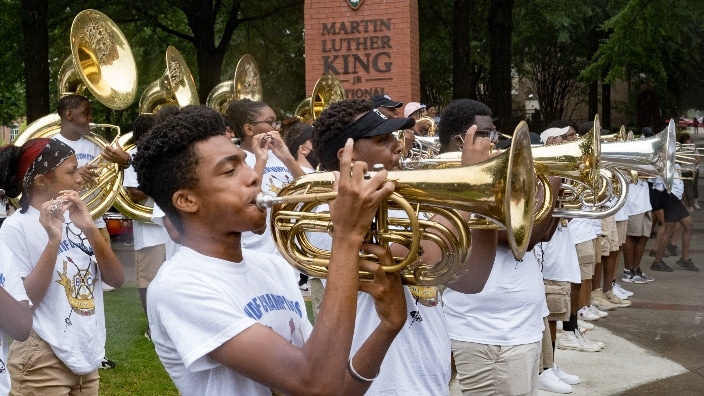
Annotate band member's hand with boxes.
[329,139,395,241]
[103,141,131,166]
[461,125,492,166]
[251,133,271,163]
[545,135,563,145]
[39,198,67,241]
[77,164,99,184]
[358,243,407,331]
[60,190,95,232]
[265,131,294,161]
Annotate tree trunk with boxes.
[601,82,611,130]
[588,80,598,121]
[488,0,513,132]
[21,0,49,122]
[452,0,473,99]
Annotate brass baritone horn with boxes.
[256,127,537,285]
[601,119,676,192]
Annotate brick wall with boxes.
[304,0,420,104]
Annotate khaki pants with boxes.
[451,339,540,396]
[9,330,99,395]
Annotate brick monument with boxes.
[304,0,420,105]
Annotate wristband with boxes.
[347,357,378,383]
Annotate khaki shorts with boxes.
[544,280,570,322]
[9,330,100,395]
[576,239,596,280]
[627,211,653,237]
[452,339,540,395]
[616,220,627,246]
[599,216,620,256]
[136,244,166,288]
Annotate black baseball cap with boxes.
[346,109,415,138]
[369,94,403,108]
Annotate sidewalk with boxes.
[451,129,704,395]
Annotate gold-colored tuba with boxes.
[206,54,263,113]
[138,46,199,114]
[13,9,138,220]
[294,74,346,123]
[256,125,537,285]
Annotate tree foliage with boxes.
[4,0,704,134]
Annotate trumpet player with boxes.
[133,105,407,395]
[440,99,563,395]
[311,98,502,395]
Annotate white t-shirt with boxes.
[534,222,582,283]
[443,246,547,346]
[0,241,30,395]
[625,180,652,216]
[241,151,296,255]
[147,247,312,396]
[567,218,600,244]
[307,208,451,395]
[0,208,106,374]
[123,162,165,250]
[54,134,107,229]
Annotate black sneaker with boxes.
[676,258,699,271]
[100,357,116,369]
[667,244,679,257]
[650,260,674,272]
[649,250,669,258]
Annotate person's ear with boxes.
[172,189,199,214]
[33,174,48,188]
[243,123,256,137]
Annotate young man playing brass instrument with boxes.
[133,105,407,395]
[439,99,562,395]
[311,98,503,395]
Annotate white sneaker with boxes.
[539,368,573,394]
[578,319,595,331]
[589,305,608,318]
[558,330,601,352]
[102,281,115,292]
[611,285,630,300]
[613,281,633,297]
[578,306,599,321]
[577,330,605,349]
[556,321,563,332]
[553,363,580,385]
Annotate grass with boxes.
[100,285,315,394]
[100,286,178,395]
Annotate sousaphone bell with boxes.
[206,54,263,113]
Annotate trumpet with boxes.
[256,126,538,285]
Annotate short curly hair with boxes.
[225,99,269,140]
[132,105,226,232]
[57,94,89,119]
[438,99,492,153]
[312,99,372,171]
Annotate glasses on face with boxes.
[249,120,281,130]
[475,129,500,141]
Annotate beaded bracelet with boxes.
[347,357,378,383]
